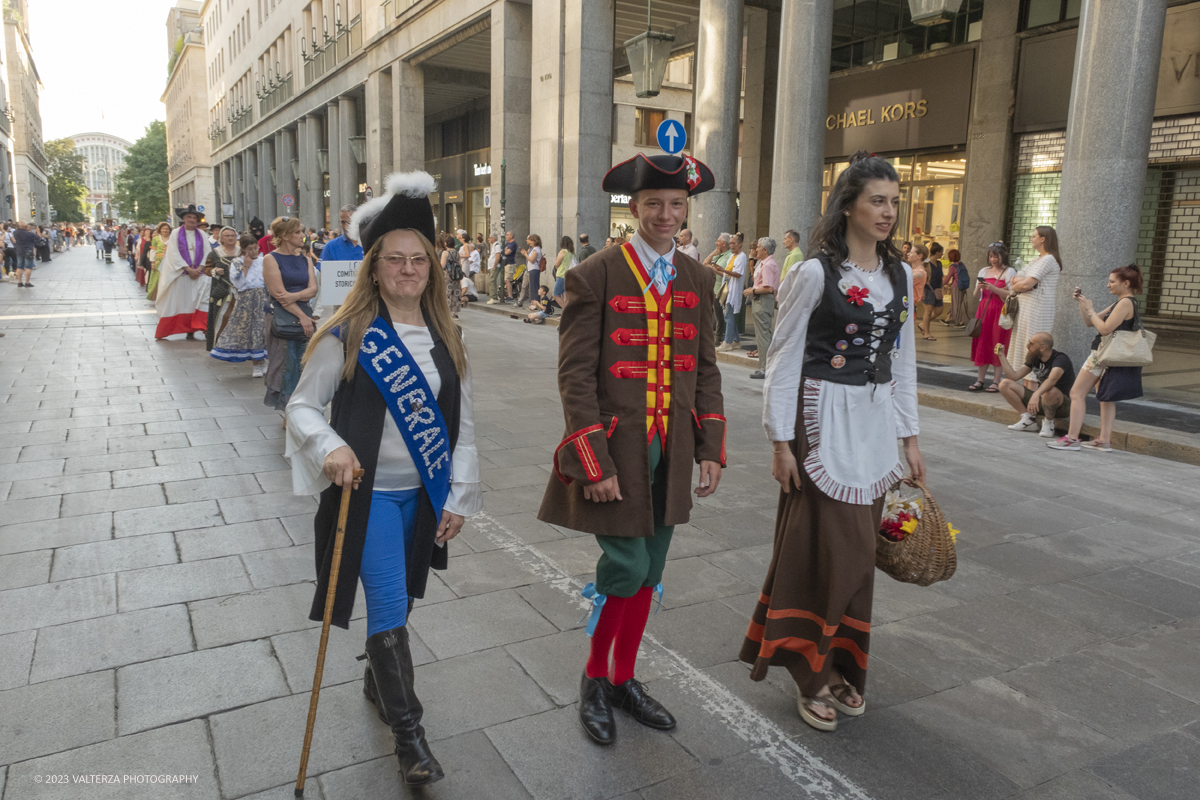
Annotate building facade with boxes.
[69,133,130,222]
[163,2,215,217]
[4,1,47,226]
[0,3,16,223]
[202,0,1199,345]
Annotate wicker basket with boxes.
[875,479,957,586]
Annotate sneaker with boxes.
[487,299,499,305]
[1080,439,1112,452]
[750,371,765,380]
[1007,414,1038,432]
[1039,419,1056,438]
[1047,435,1080,450]
[252,366,265,378]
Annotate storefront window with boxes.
[467,189,488,239]
[830,0,984,72]
[822,152,966,250]
[1020,0,1081,30]
[634,108,666,147]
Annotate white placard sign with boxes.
[320,260,362,307]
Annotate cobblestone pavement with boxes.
[2,246,1200,800]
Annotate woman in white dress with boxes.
[1010,225,1062,360]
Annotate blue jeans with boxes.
[723,302,738,344]
[360,488,420,636]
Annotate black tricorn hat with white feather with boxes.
[348,171,438,254]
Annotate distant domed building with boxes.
[68,132,132,221]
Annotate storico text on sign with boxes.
[319,260,361,307]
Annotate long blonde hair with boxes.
[303,229,467,382]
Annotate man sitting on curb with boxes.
[996,332,1075,439]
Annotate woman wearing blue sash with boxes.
[284,171,480,786]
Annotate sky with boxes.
[31,0,182,146]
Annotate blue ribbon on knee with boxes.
[653,582,664,615]
[581,582,607,637]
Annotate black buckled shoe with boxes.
[610,678,676,731]
[364,626,445,786]
[578,671,617,745]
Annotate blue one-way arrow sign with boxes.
[656,119,686,155]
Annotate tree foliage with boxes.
[113,121,169,223]
[168,35,183,75]
[45,138,88,222]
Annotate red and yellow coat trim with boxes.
[552,424,605,484]
[693,411,728,467]
[613,242,675,444]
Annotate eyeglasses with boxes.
[378,255,430,269]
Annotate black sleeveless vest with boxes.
[309,302,462,629]
[803,252,907,386]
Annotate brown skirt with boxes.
[739,404,885,698]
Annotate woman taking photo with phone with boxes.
[741,151,923,732]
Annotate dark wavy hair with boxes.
[1111,263,1143,293]
[809,151,903,281]
[987,242,1011,269]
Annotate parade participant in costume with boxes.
[202,227,240,352]
[211,234,269,376]
[146,222,171,300]
[285,172,480,786]
[741,152,924,732]
[539,153,727,745]
[154,206,212,340]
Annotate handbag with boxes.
[271,300,312,341]
[876,479,957,586]
[1096,303,1155,368]
[965,317,982,338]
[998,294,1019,330]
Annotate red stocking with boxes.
[585,595,627,679]
[611,586,654,685]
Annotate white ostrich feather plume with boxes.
[384,170,437,198]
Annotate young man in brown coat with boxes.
[538,153,728,745]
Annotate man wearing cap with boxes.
[539,153,727,745]
[154,204,212,340]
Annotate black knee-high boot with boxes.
[362,626,444,786]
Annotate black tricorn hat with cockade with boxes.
[602,153,715,196]
[348,171,438,254]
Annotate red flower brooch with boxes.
[846,286,870,306]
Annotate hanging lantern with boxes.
[908,0,964,26]
[624,0,674,99]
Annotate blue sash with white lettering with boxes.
[357,317,452,519]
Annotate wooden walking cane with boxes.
[294,468,364,797]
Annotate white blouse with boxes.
[230,255,264,291]
[762,258,919,504]
[284,322,482,517]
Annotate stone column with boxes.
[1056,0,1168,360]
[278,128,298,219]
[367,67,394,190]
[691,0,744,253]
[960,0,1020,291]
[326,101,342,225]
[491,0,531,240]
[300,115,321,229]
[338,95,358,208]
[244,147,258,223]
[738,6,780,242]
[768,0,831,246]
[259,139,276,221]
[394,60,424,172]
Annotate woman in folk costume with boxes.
[539,153,727,745]
[202,226,240,352]
[284,172,480,786]
[211,233,268,377]
[145,221,172,301]
[741,152,925,732]
[153,205,212,340]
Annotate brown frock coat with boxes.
[538,243,726,538]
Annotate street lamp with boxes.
[908,0,964,26]
[623,0,674,99]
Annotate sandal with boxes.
[828,683,865,717]
[747,350,758,359]
[798,695,838,732]
[986,383,999,393]
[967,381,984,391]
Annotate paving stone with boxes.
[63,450,156,474]
[51,531,178,581]
[0,574,116,635]
[200,453,290,477]
[0,630,35,690]
[175,518,290,562]
[0,456,65,483]
[519,535,603,576]
[1085,730,1200,800]
[269,625,383,694]
[117,639,289,734]
[486,704,697,800]
[868,616,1024,692]
[65,422,149,442]
[144,417,219,436]
[930,596,1104,662]
[280,512,315,545]
[30,604,194,684]
[110,461,206,488]
[7,470,110,500]
[231,437,286,457]
[0,549,51,590]
[645,600,755,670]
[209,681,394,798]
[415,571,459,606]
[117,556,250,612]
[0,670,115,763]
[514,581,587,632]
[0,494,61,525]
[896,676,1119,789]
[441,549,538,597]
[1078,566,1200,618]
[1085,625,1200,704]
[218,490,317,524]
[60,484,164,517]
[999,652,1200,745]
[240,545,313,589]
[153,441,238,465]
[657,556,753,609]
[0,512,111,555]
[187,426,267,446]
[113,499,222,537]
[963,542,1102,585]
[408,590,557,660]
[106,431,191,454]
[1010,771,1138,800]
[164,474,264,505]
[480,464,552,491]
[415,647,555,741]
[1010,580,1173,637]
[3,719,220,800]
[189,582,320,649]
[318,730,530,800]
